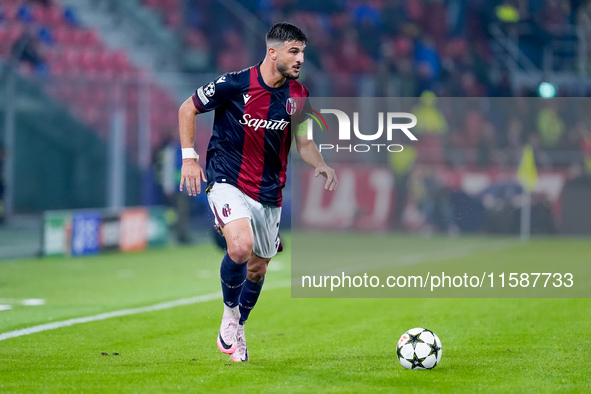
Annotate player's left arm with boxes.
[295,126,338,191]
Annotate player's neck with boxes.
[260,58,286,88]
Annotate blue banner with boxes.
[71,212,101,256]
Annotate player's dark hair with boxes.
[266,22,307,46]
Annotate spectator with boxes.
[446,0,468,37]
[381,0,409,36]
[420,0,447,48]
[16,4,33,22]
[325,28,375,95]
[475,121,497,168]
[542,0,571,35]
[537,103,565,149]
[504,117,526,166]
[410,164,454,235]
[10,29,47,74]
[389,144,416,230]
[410,91,448,135]
[352,0,382,59]
[414,34,441,92]
[63,6,79,26]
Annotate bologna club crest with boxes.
[286,98,297,115]
[222,203,232,217]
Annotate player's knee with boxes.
[227,242,253,264]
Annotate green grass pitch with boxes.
[0,234,589,393]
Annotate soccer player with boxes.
[178,22,338,362]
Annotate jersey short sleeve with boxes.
[291,94,313,126]
[301,95,312,122]
[192,73,242,113]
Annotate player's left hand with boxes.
[314,164,338,191]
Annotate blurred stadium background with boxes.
[0,0,590,260]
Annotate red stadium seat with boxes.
[143,0,159,9]
[111,51,129,72]
[5,21,24,43]
[92,86,108,106]
[126,89,138,107]
[31,4,44,22]
[81,29,101,47]
[43,46,60,64]
[33,5,63,26]
[52,25,71,44]
[3,0,24,6]
[165,10,181,27]
[162,0,179,8]
[77,47,100,76]
[94,48,111,73]
[48,60,68,77]
[70,28,86,46]
[61,46,78,67]
[2,4,19,20]
[0,25,8,42]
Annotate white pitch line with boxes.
[0,280,290,342]
[21,299,46,306]
[0,240,520,342]
[0,298,47,306]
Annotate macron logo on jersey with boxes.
[243,94,251,104]
[216,76,226,83]
[239,114,289,131]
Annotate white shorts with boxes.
[207,182,282,259]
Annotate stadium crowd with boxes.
[0,0,589,172]
[175,0,591,170]
[178,0,589,95]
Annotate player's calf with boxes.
[218,253,247,354]
[246,259,267,283]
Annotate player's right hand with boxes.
[180,159,207,196]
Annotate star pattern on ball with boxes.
[407,333,424,349]
[410,352,427,369]
[396,345,404,360]
[428,341,441,358]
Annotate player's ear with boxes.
[268,46,277,61]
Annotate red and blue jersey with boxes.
[192,63,310,207]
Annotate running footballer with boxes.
[178,22,337,362]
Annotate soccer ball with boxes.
[396,328,442,370]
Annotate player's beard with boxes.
[277,60,300,80]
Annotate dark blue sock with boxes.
[220,253,247,308]
[239,277,264,325]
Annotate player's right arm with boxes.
[178,72,242,196]
[178,97,206,196]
